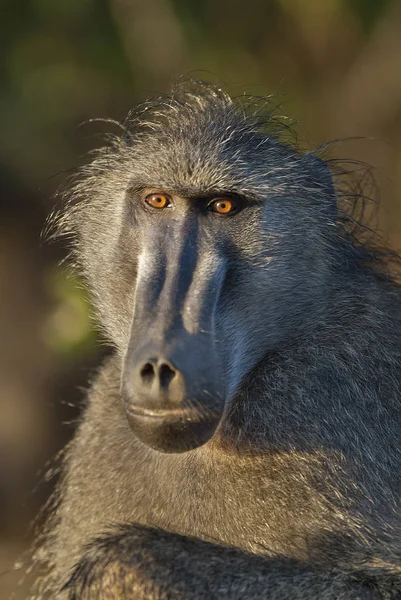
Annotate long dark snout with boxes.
[121,218,226,453]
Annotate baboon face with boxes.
[70,88,336,453]
[121,184,272,453]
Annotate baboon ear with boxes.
[303,153,337,222]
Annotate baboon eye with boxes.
[209,198,237,215]
[145,193,172,209]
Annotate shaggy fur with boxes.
[31,81,401,599]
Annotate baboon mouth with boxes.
[127,404,203,421]
[125,403,221,453]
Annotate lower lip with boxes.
[127,405,197,420]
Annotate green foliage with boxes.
[347,0,392,33]
[42,267,96,358]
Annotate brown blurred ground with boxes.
[2,0,401,597]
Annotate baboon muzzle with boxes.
[121,221,226,453]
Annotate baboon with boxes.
[32,81,401,599]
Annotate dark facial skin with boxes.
[121,190,234,452]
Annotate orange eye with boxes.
[210,198,236,215]
[145,193,171,209]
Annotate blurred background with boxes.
[2,0,401,596]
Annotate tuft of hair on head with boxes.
[123,80,288,137]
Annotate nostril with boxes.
[158,362,176,389]
[140,362,155,384]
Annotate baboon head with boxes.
[56,82,338,453]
